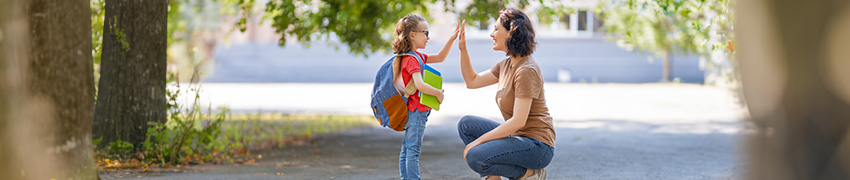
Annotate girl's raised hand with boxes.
[449,20,461,40]
[458,19,466,51]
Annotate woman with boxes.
[456,8,555,180]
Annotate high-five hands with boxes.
[449,19,461,41]
[458,20,466,51]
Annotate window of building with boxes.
[578,10,588,31]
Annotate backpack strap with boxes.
[392,51,425,98]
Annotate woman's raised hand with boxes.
[458,19,467,51]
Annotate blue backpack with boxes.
[370,51,424,131]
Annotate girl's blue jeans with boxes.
[399,108,430,180]
[457,115,555,180]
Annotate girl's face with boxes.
[410,21,430,49]
[490,18,510,52]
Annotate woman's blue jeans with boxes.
[458,115,554,180]
[399,108,430,180]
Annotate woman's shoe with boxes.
[520,169,546,180]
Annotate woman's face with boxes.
[490,18,510,52]
[410,21,430,49]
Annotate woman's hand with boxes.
[463,140,480,162]
[458,19,467,51]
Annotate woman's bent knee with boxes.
[458,115,477,127]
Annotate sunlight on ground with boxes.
[184,83,749,135]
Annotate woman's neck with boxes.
[509,55,528,66]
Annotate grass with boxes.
[96,112,373,171]
[95,83,374,172]
[220,113,374,150]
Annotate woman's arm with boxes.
[458,21,498,89]
[463,97,532,161]
[412,73,444,103]
[428,20,461,64]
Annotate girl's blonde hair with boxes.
[392,14,425,54]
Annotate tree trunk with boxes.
[0,0,30,178]
[739,0,850,179]
[661,50,671,82]
[93,0,168,148]
[2,0,98,179]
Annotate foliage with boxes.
[109,15,130,51]
[597,0,709,58]
[260,0,446,57]
[257,0,589,56]
[141,83,226,166]
[452,0,573,28]
[454,0,532,28]
[595,0,735,82]
[167,0,245,83]
[108,140,135,155]
[91,0,243,86]
[596,0,735,61]
[90,0,105,95]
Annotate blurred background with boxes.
[2,0,848,179]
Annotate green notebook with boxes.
[419,64,442,111]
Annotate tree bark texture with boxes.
[2,0,98,179]
[93,0,168,148]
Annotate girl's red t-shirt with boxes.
[400,51,431,112]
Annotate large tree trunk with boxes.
[93,0,168,148]
[2,0,97,179]
[25,0,98,177]
[740,0,850,179]
[0,0,30,178]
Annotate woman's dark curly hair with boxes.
[498,8,536,57]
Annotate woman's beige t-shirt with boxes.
[490,56,556,147]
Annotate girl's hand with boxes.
[437,89,445,103]
[449,20,461,41]
[458,20,467,51]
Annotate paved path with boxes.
[102,83,750,179]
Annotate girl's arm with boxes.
[412,73,444,103]
[458,20,498,89]
[394,76,407,95]
[463,97,532,161]
[428,20,462,64]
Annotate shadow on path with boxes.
[101,116,748,180]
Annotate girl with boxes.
[391,14,459,180]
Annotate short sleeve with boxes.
[514,67,542,98]
[490,59,506,78]
[402,56,422,75]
